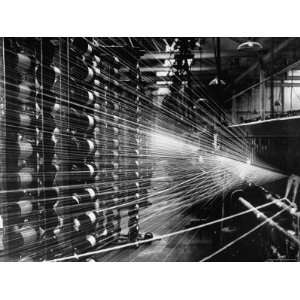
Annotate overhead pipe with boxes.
[216,37,221,87]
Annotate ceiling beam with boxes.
[286,75,300,80]
[121,65,215,73]
[266,81,300,87]
[140,50,244,61]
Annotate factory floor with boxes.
[94,213,214,261]
[94,160,216,262]
[94,201,214,262]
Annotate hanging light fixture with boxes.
[237,39,263,52]
[209,77,226,86]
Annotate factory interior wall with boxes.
[235,84,300,122]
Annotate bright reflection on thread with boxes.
[216,155,286,185]
[150,132,199,154]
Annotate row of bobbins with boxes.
[136,73,152,208]
[4,38,40,259]
[37,38,62,259]
[127,59,142,243]
[66,38,100,254]
[0,38,154,260]
[99,52,122,243]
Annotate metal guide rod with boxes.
[238,196,300,247]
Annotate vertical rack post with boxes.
[55,37,74,257]
[0,38,6,254]
[2,38,40,260]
